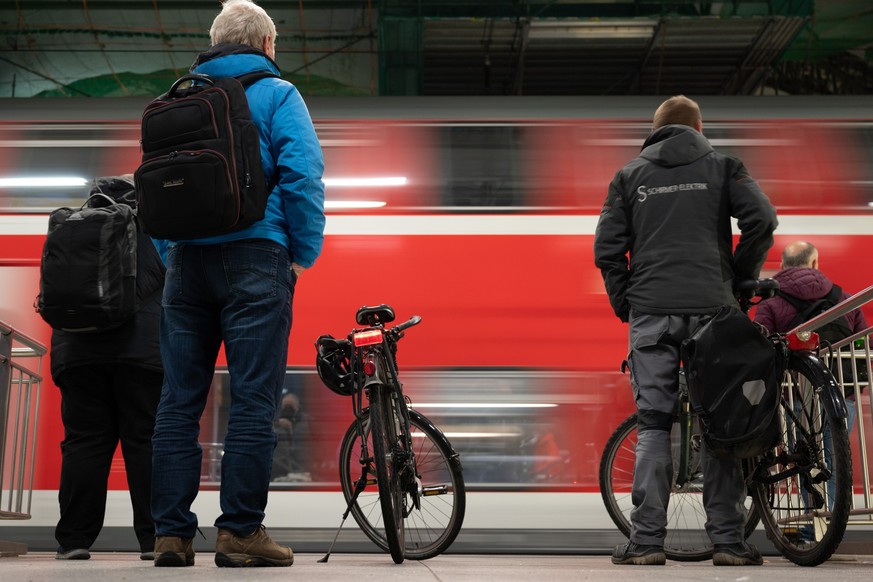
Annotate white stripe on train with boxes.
[2,490,615,530]
[1,214,872,236]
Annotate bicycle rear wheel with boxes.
[599,413,759,561]
[368,384,405,563]
[748,353,852,567]
[340,404,466,560]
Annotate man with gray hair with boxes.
[781,240,817,268]
[755,240,867,425]
[756,241,866,337]
[594,95,777,566]
[151,0,325,568]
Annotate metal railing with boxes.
[788,285,873,535]
[0,320,46,557]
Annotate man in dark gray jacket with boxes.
[594,95,777,566]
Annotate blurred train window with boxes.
[440,125,525,208]
[199,367,626,491]
[701,121,873,212]
[317,121,439,211]
[848,124,873,209]
[0,122,139,210]
[564,123,648,210]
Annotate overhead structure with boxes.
[2,1,872,97]
[407,16,806,96]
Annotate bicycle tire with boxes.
[368,384,405,563]
[339,406,466,560]
[599,413,759,561]
[748,353,852,567]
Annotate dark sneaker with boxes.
[713,542,763,566]
[140,551,155,560]
[214,525,293,567]
[154,536,194,567]
[611,541,666,565]
[56,547,90,560]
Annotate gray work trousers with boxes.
[627,311,748,547]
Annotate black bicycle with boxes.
[315,305,466,564]
[600,279,852,567]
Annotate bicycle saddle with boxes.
[356,304,396,326]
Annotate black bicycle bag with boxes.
[682,305,786,459]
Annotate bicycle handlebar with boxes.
[393,315,422,334]
[734,277,780,312]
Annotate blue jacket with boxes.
[158,44,325,268]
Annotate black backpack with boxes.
[135,71,277,240]
[36,190,139,333]
[682,305,786,459]
[779,285,852,345]
[779,285,867,389]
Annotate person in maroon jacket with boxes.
[755,240,868,424]
[754,241,867,336]
[754,240,868,542]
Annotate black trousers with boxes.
[54,363,162,552]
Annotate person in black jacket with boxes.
[594,96,777,566]
[51,175,165,561]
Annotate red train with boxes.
[1,96,872,533]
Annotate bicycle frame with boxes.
[674,373,700,490]
[349,322,416,480]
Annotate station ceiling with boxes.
[2,1,872,98]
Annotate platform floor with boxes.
[1,551,871,582]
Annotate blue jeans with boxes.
[151,240,295,538]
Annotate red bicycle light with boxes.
[353,329,383,347]
[363,360,376,376]
[787,331,819,351]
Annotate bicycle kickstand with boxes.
[318,465,370,563]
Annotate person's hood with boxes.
[639,124,714,168]
[773,267,834,301]
[89,175,135,205]
[190,42,281,78]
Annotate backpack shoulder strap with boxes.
[779,284,844,330]
[825,284,843,304]
[237,71,280,88]
[778,290,820,329]
[235,71,281,194]
[776,289,807,312]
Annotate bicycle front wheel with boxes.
[599,413,759,561]
[339,405,465,560]
[748,353,852,567]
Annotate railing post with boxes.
[802,286,873,555]
[0,321,46,557]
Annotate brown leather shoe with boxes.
[214,525,293,567]
[154,536,194,567]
